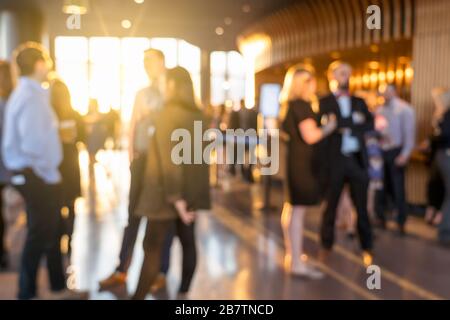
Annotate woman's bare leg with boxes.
[281,203,306,270]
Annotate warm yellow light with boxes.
[349,76,355,88]
[121,19,132,29]
[215,27,224,36]
[368,61,379,69]
[370,72,378,84]
[405,67,414,80]
[378,71,386,83]
[239,34,270,109]
[62,4,88,14]
[363,251,373,267]
[240,36,269,58]
[62,0,88,15]
[353,75,361,87]
[362,74,370,86]
[396,69,404,80]
[56,36,202,119]
[387,70,395,82]
[134,0,145,4]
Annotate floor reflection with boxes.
[1,149,449,300]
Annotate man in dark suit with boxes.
[319,61,374,263]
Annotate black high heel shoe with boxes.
[0,253,9,270]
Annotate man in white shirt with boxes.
[375,84,416,234]
[2,42,66,300]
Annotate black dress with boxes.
[59,111,85,205]
[282,99,321,205]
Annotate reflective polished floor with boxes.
[1,149,450,300]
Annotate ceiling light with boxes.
[134,0,145,3]
[62,0,89,14]
[121,19,132,29]
[242,4,251,13]
[215,27,224,36]
[224,17,233,25]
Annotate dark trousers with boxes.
[14,170,66,300]
[116,155,172,274]
[133,218,197,299]
[321,153,373,250]
[0,184,5,261]
[427,158,445,210]
[375,148,407,226]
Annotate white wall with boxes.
[0,11,19,60]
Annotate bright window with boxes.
[210,51,245,107]
[55,36,202,120]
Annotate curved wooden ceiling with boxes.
[238,0,414,72]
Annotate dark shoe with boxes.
[150,273,167,293]
[398,225,406,236]
[99,272,127,291]
[374,219,387,230]
[0,254,9,270]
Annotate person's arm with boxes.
[350,99,374,134]
[2,100,16,169]
[299,115,337,145]
[400,107,416,159]
[128,92,141,161]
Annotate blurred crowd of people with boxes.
[0,43,210,300]
[278,61,450,279]
[0,40,449,299]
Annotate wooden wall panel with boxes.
[382,0,393,42]
[351,0,364,47]
[239,0,414,73]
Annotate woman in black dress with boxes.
[280,64,336,278]
[50,79,85,257]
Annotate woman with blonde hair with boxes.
[280,64,337,278]
[430,88,450,246]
